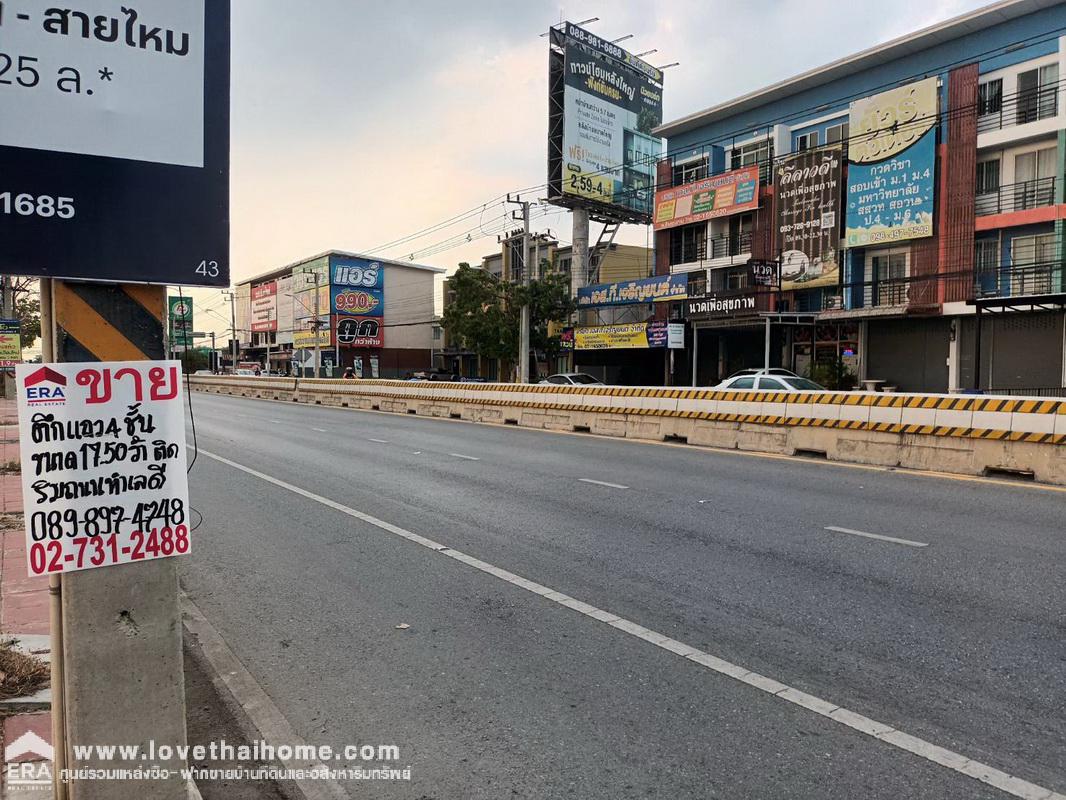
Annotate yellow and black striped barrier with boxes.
[53,282,165,362]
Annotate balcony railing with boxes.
[977,85,1059,134]
[975,262,1064,299]
[975,177,1056,216]
[821,260,1064,313]
[665,156,775,190]
[669,232,752,266]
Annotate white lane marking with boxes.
[368,438,389,444]
[449,453,480,461]
[269,420,282,425]
[311,428,327,433]
[411,451,422,455]
[825,526,929,548]
[578,478,629,490]
[195,447,1064,800]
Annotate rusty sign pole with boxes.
[48,280,189,800]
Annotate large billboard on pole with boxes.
[548,22,663,222]
[776,146,843,291]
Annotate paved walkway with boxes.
[0,398,53,798]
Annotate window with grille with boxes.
[976,159,1000,195]
[1010,233,1055,295]
[795,131,819,152]
[974,238,1000,296]
[672,156,708,187]
[978,79,1002,116]
[670,223,705,265]
[1017,64,1058,125]
[730,139,772,170]
[870,252,908,306]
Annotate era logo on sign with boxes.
[333,263,381,288]
[23,367,67,406]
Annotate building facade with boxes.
[655,0,1066,393]
[235,251,443,378]
[440,240,657,382]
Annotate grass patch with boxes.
[0,640,49,701]
[0,459,19,475]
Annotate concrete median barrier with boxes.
[191,376,1066,485]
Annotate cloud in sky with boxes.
[189,0,988,334]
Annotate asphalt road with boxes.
[180,391,1066,800]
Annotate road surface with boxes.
[180,391,1066,799]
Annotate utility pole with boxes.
[211,331,217,372]
[222,289,238,374]
[265,309,272,375]
[509,195,532,384]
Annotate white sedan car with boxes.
[717,373,824,391]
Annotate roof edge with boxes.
[236,250,446,286]
[654,0,1045,139]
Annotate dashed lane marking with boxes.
[578,478,629,490]
[824,526,929,548]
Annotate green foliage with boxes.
[179,349,210,372]
[441,264,515,361]
[811,357,857,391]
[512,270,575,360]
[442,263,576,369]
[15,295,40,351]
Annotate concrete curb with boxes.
[180,594,349,800]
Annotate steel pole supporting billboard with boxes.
[570,207,590,370]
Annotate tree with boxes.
[441,264,515,362]
[441,262,576,377]
[15,295,40,351]
[513,270,576,363]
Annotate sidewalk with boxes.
[0,397,53,799]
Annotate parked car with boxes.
[724,367,801,380]
[717,372,825,391]
[542,373,604,386]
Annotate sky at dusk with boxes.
[190,0,989,335]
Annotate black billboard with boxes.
[548,22,663,223]
[0,0,230,287]
[775,145,842,291]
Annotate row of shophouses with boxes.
[231,251,444,378]
[569,0,1066,393]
